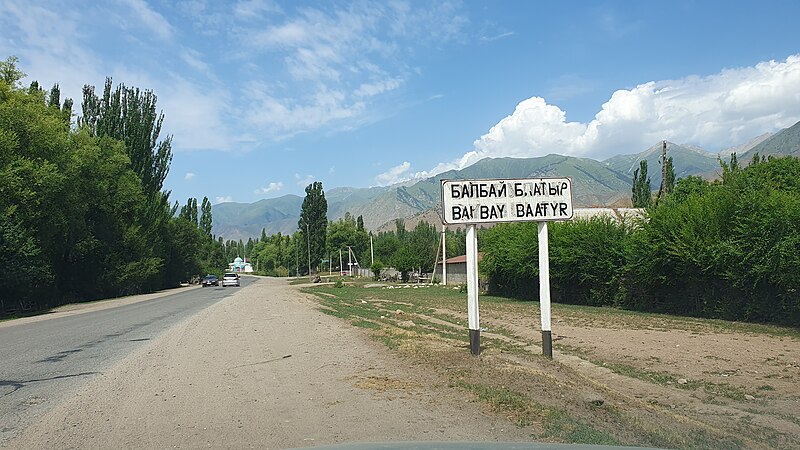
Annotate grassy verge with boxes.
[302,283,782,448]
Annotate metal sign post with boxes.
[538,222,552,358]
[441,177,572,359]
[465,224,480,355]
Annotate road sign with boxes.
[440,177,574,358]
[441,178,573,225]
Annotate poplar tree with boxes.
[631,160,652,208]
[199,197,213,237]
[298,181,328,273]
[79,78,172,195]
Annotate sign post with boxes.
[538,222,552,358]
[441,177,573,358]
[465,224,480,355]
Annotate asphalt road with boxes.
[0,277,252,446]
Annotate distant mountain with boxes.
[213,131,796,240]
[603,141,720,188]
[718,132,773,158]
[741,120,800,160]
[212,194,303,241]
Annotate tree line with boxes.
[0,56,220,317]
[481,154,800,326]
[250,180,468,282]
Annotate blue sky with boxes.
[3,0,800,205]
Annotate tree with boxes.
[179,198,198,226]
[199,197,212,236]
[357,215,365,231]
[664,156,676,194]
[0,56,25,87]
[298,181,327,273]
[79,78,173,195]
[631,160,652,208]
[392,244,416,282]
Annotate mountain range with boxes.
[212,121,800,241]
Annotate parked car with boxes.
[201,275,218,287]
[222,273,240,287]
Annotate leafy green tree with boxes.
[664,156,675,194]
[409,221,438,272]
[79,78,173,195]
[0,56,25,87]
[199,196,213,237]
[370,261,384,280]
[392,244,416,282]
[631,160,652,207]
[298,181,327,273]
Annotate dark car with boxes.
[201,275,218,287]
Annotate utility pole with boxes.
[347,246,352,277]
[370,234,374,266]
[339,249,343,276]
[658,140,667,200]
[306,223,311,275]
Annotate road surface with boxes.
[0,279,250,445]
[6,277,527,449]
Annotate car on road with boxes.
[201,275,218,287]
[222,273,240,287]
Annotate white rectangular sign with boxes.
[441,177,574,225]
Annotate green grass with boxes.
[453,381,619,445]
[600,361,753,401]
[351,320,381,329]
[306,283,800,339]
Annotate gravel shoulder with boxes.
[8,277,529,449]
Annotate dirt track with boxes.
[8,277,530,449]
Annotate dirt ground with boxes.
[9,278,799,449]
[426,295,800,448]
[7,278,532,449]
[302,282,800,449]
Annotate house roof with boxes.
[439,252,484,264]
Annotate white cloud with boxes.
[233,0,281,20]
[215,196,233,204]
[328,166,335,174]
[237,2,468,139]
[155,75,235,151]
[244,82,364,138]
[121,0,174,40]
[180,48,210,73]
[375,161,412,185]
[354,77,403,98]
[480,31,515,42]
[295,173,315,186]
[184,172,196,180]
[424,54,800,175]
[254,181,284,194]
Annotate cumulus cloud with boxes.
[374,161,432,186]
[184,172,196,180]
[428,54,800,174]
[254,181,284,194]
[215,196,233,204]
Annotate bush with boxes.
[481,156,800,326]
[370,261,384,280]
